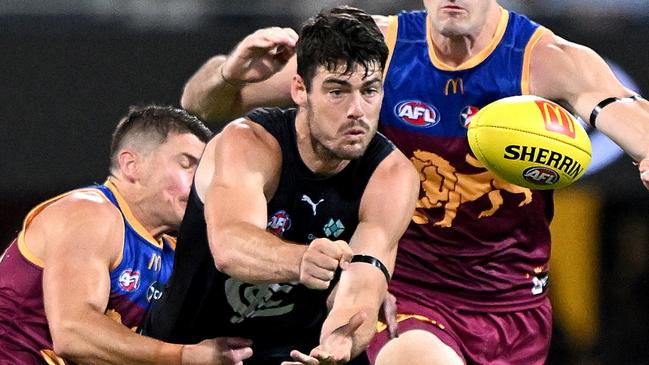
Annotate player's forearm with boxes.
[597,99,649,163]
[625,99,649,162]
[210,222,305,283]
[51,312,182,365]
[322,268,386,359]
[180,55,246,124]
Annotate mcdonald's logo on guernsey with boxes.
[534,100,576,139]
[148,254,162,272]
[444,78,464,95]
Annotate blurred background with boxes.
[1,1,648,363]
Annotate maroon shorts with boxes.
[366,297,552,365]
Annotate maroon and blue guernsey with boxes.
[380,9,552,312]
[0,180,175,364]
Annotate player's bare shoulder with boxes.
[24,188,123,261]
[196,117,281,198]
[529,30,607,101]
[393,148,419,185]
[374,148,419,195]
[217,117,270,142]
[212,118,281,166]
[44,189,120,226]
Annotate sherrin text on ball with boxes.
[467,95,592,189]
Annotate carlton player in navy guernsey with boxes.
[144,8,418,365]
[173,1,649,364]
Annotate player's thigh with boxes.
[374,329,464,365]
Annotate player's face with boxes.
[304,64,383,160]
[139,132,205,230]
[424,0,494,37]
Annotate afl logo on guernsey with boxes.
[267,210,291,237]
[118,269,141,292]
[394,100,440,128]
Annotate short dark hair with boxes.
[109,105,212,170]
[296,5,388,91]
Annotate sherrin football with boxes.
[467,95,592,190]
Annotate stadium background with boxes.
[1,1,647,363]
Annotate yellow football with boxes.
[468,95,592,190]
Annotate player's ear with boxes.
[291,74,307,107]
[117,149,139,182]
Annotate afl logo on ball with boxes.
[394,101,440,128]
[522,166,560,186]
[267,210,292,237]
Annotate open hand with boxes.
[221,27,298,85]
[281,311,366,365]
[182,337,253,365]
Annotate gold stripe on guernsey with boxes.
[16,188,106,269]
[375,313,446,333]
[104,178,164,250]
[427,7,509,71]
[382,15,399,80]
[521,26,547,95]
[163,234,177,251]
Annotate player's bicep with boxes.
[204,120,280,235]
[531,34,630,119]
[42,197,122,332]
[531,34,649,161]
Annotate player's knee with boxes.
[374,329,464,365]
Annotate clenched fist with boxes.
[299,238,353,290]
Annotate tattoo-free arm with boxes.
[319,150,419,360]
[41,193,184,365]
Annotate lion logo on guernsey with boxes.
[394,100,440,128]
[411,150,532,227]
[267,210,291,236]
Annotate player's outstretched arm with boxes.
[284,150,419,364]
[181,27,298,124]
[530,31,649,188]
[41,192,252,365]
[199,120,351,287]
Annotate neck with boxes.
[429,6,502,67]
[106,176,168,241]
[295,112,349,176]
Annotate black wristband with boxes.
[589,97,619,129]
[589,95,643,129]
[351,254,391,283]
